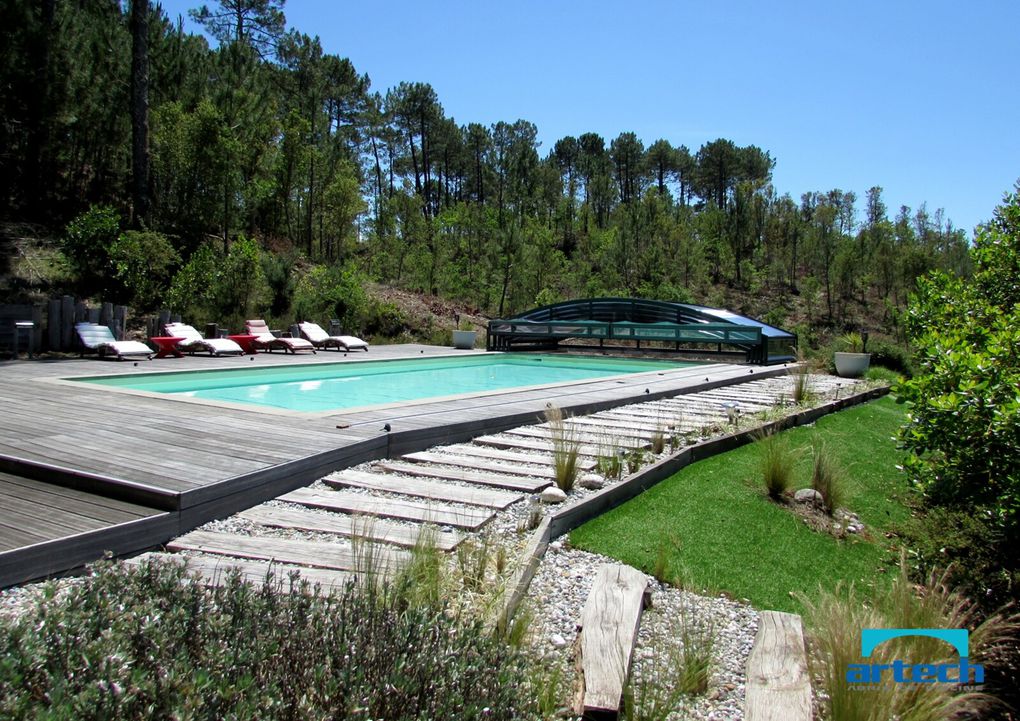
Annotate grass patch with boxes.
[570,396,913,612]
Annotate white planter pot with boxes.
[834,352,871,378]
[452,330,477,349]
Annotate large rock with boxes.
[794,488,823,504]
[578,475,605,490]
[540,486,568,504]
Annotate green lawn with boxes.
[569,396,914,613]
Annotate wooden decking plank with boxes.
[0,494,113,537]
[0,439,197,488]
[376,460,550,493]
[66,427,264,476]
[0,476,157,521]
[0,521,53,551]
[325,469,522,510]
[278,488,493,530]
[125,552,354,591]
[745,611,812,721]
[239,505,462,551]
[167,530,409,572]
[579,564,652,718]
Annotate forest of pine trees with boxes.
[0,0,973,341]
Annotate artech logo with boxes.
[846,629,984,685]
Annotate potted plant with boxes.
[452,319,477,350]
[834,331,871,378]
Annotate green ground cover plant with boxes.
[570,397,912,613]
[0,558,545,720]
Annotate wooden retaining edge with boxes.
[494,383,890,627]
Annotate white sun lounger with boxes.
[298,321,369,352]
[75,322,153,360]
[164,322,244,356]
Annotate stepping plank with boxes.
[125,552,353,590]
[745,611,812,721]
[403,450,569,481]
[579,564,652,719]
[167,530,409,573]
[239,505,463,551]
[445,443,597,471]
[279,487,493,531]
[325,469,522,510]
[505,426,648,449]
[377,459,551,493]
[474,434,604,458]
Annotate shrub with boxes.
[109,230,180,310]
[867,338,915,377]
[166,244,219,322]
[293,262,369,334]
[61,205,121,295]
[0,559,543,720]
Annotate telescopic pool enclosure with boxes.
[486,298,797,364]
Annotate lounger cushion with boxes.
[298,322,369,351]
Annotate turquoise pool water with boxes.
[75,354,691,412]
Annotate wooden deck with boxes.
[0,345,792,587]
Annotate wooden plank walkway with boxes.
[124,552,354,590]
[238,505,463,551]
[325,470,522,509]
[278,487,494,531]
[578,564,652,719]
[376,459,551,493]
[744,611,812,721]
[167,530,410,574]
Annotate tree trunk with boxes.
[130,0,151,226]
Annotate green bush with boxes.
[61,205,121,296]
[166,245,219,322]
[867,338,914,377]
[0,560,544,720]
[293,263,369,334]
[898,185,1020,603]
[109,230,180,310]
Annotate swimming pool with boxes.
[74,353,692,413]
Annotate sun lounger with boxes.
[244,319,316,354]
[164,322,244,356]
[75,322,152,360]
[298,321,369,352]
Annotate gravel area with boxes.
[527,541,759,720]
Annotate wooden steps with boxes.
[167,530,410,574]
[279,487,494,531]
[578,564,652,719]
[238,504,463,551]
[744,611,812,721]
[325,469,522,510]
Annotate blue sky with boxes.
[159,0,1020,236]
